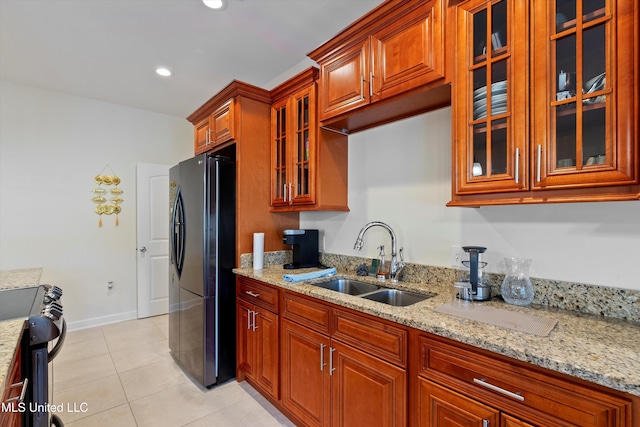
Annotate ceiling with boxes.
[0,0,383,119]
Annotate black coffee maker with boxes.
[283,229,319,269]
[461,246,491,301]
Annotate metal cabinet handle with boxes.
[245,291,260,298]
[369,71,374,97]
[515,148,520,184]
[283,184,287,202]
[7,378,29,403]
[482,420,489,427]
[320,343,326,371]
[288,183,293,205]
[536,144,542,183]
[473,377,524,401]
[251,310,258,331]
[329,347,336,376]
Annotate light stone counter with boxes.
[234,265,640,398]
[0,268,42,389]
[0,268,42,290]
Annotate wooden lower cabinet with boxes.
[236,294,279,399]
[234,278,635,427]
[418,378,498,427]
[280,318,331,427]
[415,332,632,427]
[280,318,407,427]
[501,413,537,427]
[0,340,23,427]
[331,340,406,427]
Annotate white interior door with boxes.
[136,162,171,318]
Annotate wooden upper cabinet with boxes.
[308,0,449,134]
[187,81,299,264]
[530,0,637,192]
[188,81,270,156]
[270,67,349,212]
[192,99,235,155]
[449,0,639,206]
[450,0,529,198]
[210,99,235,146]
[194,116,212,155]
[370,0,445,103]
[316,41,370,120]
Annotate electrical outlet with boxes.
[450,246,466,267]
[107,280,114,293]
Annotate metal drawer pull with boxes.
[245,291,260,298]
[473,378,524,401]
[7,378,29,402]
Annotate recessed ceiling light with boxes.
[156,67,172,77]
[203,0,226,10]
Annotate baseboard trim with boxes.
[66,310,138,331]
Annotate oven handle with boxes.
[51,413,65,426]
[48,318,66,362]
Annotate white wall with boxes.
[301,107,640,291]
[0,81,192,328]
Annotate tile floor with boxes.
[52,315,295,426]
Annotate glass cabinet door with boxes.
[454,0,528,195]
[290,86,315,205]
[532,0,636,189]
[271,101,288,206]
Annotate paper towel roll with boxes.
[253,232,264,270]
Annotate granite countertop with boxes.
[0,268,42,389]
[234,265,640,397]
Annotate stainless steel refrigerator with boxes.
[169,154,236,388]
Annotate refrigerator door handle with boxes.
[171,189,186,277]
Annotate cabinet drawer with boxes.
[237,277,279,313]
[333,308,407,368]
[419,335,630,427]
[282,291,331,335]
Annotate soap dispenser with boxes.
[376,245,389,280]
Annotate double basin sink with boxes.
[308,278,435,307]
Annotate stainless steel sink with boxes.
[360,289,434,306]
[310,278,381,295]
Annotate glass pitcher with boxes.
[501,257,534,306]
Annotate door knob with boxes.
[139,246,147,253]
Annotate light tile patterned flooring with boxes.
[52,315,295,426]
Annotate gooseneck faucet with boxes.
[354,221,405,282]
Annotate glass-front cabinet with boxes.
[531,0,636,191]
[452,0,528,196]
[450,0,638,205]
[271,86,315,208]
[270,67,349,212]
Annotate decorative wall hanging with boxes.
[92,164,123,227]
